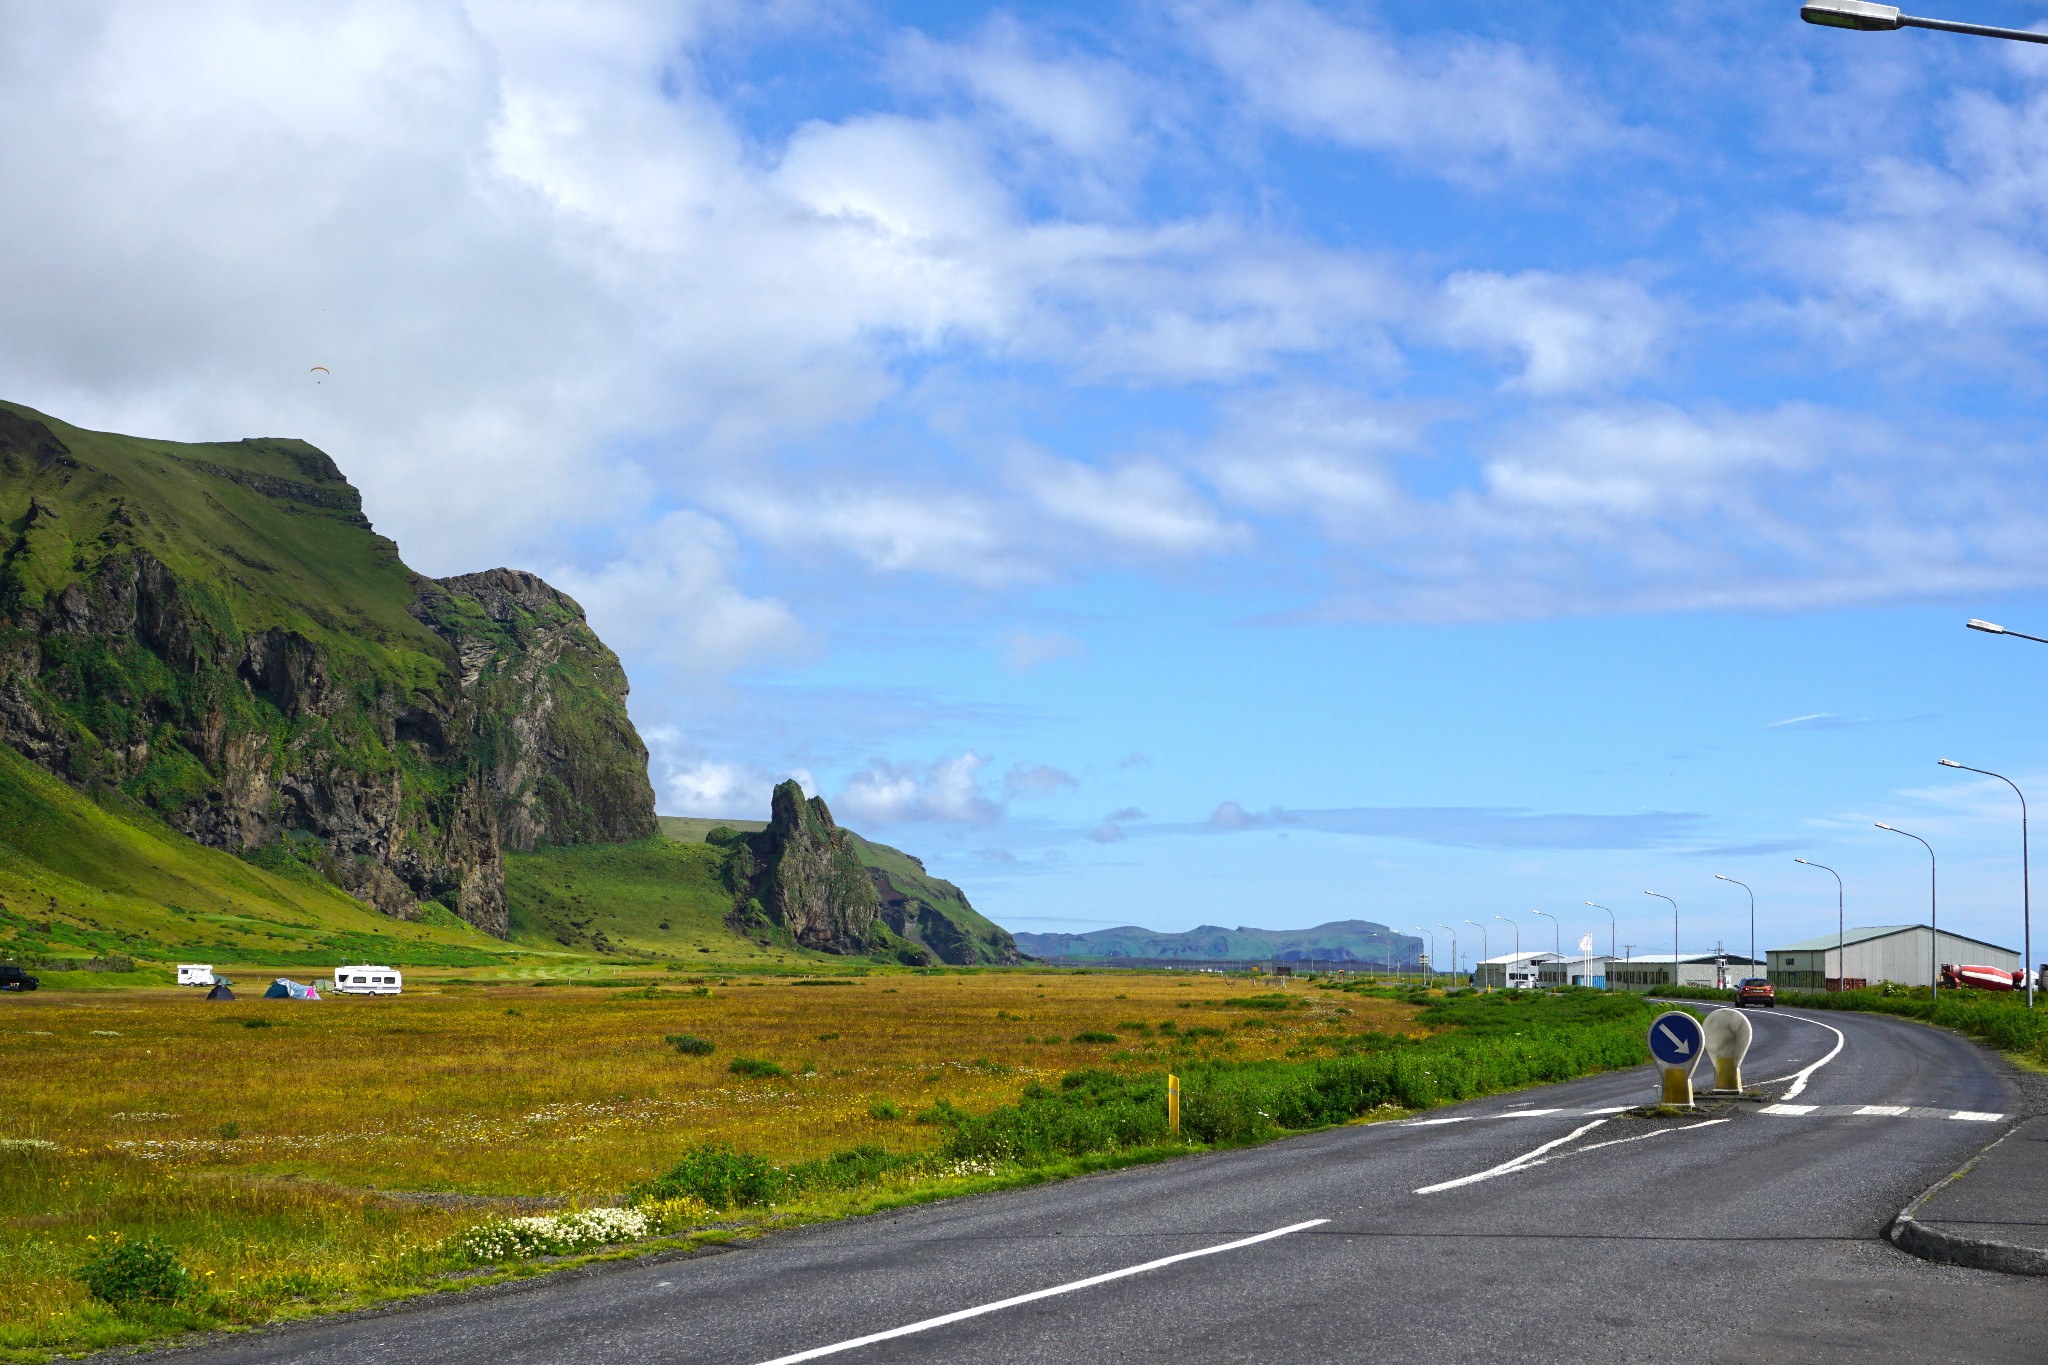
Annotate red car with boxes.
[1735,977,1775,1008]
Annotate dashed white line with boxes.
[750,1219,1328,1365]
[1951,1111,2004,1123]
[1761,1103,1817,1116]
[1854,1105,1909,1117]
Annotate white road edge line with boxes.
[750,1219,1329,1365]
[1413,1119,1609,1195]
[1553,1119,1729,1161]
[1741,1009,1846,1099]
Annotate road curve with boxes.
[136,1007,2042,1365]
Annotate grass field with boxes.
[1,973,1653,1359]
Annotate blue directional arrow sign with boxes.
[1647,1011,1705,1069]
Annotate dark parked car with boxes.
[1735,977,1774,1009]
[0,963,39,992]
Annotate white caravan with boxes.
[176,963,215,987]
[332,965,403,995]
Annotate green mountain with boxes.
[1013,919,1420,965]
[0,399,1014,972]
[0,399,649,940]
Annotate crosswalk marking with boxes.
[1854,1104,1910,1117]
[1760,1103,1817,1116]
[1951,1111,2004,1122]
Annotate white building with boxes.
[1473,951,1611,989]
[1766,925,2017,991]
[1608,951,1765,991]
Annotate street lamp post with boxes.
[1941,759,2034,1009]
[1794,858,1845,992]
[1435,923,1459,989]
[1715,875,1756,976]
[1802,3,2048,44]
[1416,926,1435,989]
[1465,921,1490,987]
[1493,915,1521,987]
[1877,823,1940,1000]
[1645,892,1678,991]
[1530,909,1561,988]
[1585,902,1616,989]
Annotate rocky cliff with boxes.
[715,781,888,955]
[0,401,655,936]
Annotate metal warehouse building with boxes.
[1767,924,2017,990]
[1607,951,1764,991]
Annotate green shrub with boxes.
[868,1098,903,1120]
[632,1144,781,1209]
[241,1019,271,1029]
[1221,995,1294,1010]
[77,1238,193,1307]
[1072,1030,1118,1044]
[666,1033,715,1056]
[727,1056,785,1078]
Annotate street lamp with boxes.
[1584,902,1616,989]
[1967,619,2048,644]
[1802,2,2048,43]
[1794,858,1845,992]
[1465,920,1490,986]
[1877,823,1940,1000]
[1493,915,1521,982]
[1644,892,1678,991]
[1435,923,1459,988]
[1939,759,2031,1008]
[1415,925,1436,989]
[1714,875,1756,976]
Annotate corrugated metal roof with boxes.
[1769,924,2017,954]
[1611,951,1764,964]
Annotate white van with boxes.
[332,965,403,996]
[177,963,215,987]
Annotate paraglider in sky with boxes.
[310,365,329,384]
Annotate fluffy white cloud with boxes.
[549,511,806,676]
[1186,0,1618,179]
[837,752,1002,824]
[1435,272,1667,394]
[648,748,815,819]
[1018,454,1248,555]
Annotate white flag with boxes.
[1578,934,1594,954]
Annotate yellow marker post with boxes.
[1704,1008,1753,1095]
[1647,1010,1705,1109]
[1168,1073,1181,1136]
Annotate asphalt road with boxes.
[145,1006,2045,1365]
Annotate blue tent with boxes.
[262,978,320,1000]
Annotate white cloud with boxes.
[895,14,1144,166]
[1018,454,1248,555]
[837,752,1002,824]
[550,511,806,676]
[1003,763,1077,798]
[1186,0,1618,179]
[1436,271,1667,394]
[652,752,816,819]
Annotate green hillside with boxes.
[0,743,505,970]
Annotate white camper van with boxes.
[177,963,215,987]
[331,965,403,996]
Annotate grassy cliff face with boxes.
[1012,919,1416,965]
[0,401,653,937]
[656,813,1019,966]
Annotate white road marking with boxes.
[1560,1119,1729,1159]
[1854,1105,1910,1117]
[1951,1111,2004,1122]
[1413,1119,1609,1194]
[1585,1105,1633,1114]
[1743,1010,1846,1100]
[1504,1109,1562,1118]
[1407,1117,1473,1126]
[750,1219,1328,1365]
[1760,1103,1817,1116]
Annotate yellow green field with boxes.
[2,969,1415,1358]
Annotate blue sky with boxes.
[7,1,2048,968]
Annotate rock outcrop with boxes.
[718,781,886,954]
[0,401,659,937]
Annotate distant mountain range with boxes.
[1014,919,1420,964]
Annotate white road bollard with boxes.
[1704,1008,1752,1094]
[1646,1010,1705,1107]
